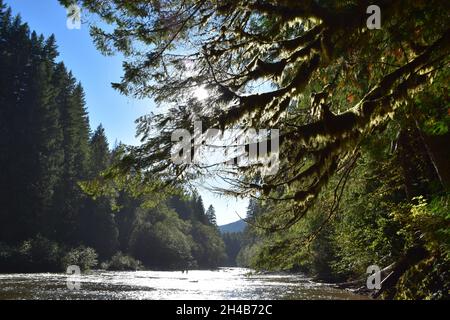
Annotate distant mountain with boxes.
[219,220,247,233]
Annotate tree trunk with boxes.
[414,119,450,190]
[420,132,450,190]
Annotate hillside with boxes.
[219,220,247,234]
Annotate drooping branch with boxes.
[67,0,450,231]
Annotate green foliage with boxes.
[392,195,450,263]
[391,194,450,299]
[396,257,450,300]
[414,67,450,136]
[190,221,227,268]
[61,246,98,272]
[236,243,262,268]
[0,237,61,273]
[222,232,244,267]
[0,237,100,273]
[206,205,217,226]
[241,121,449,298]
[129,206,194,269]
[103,252,143,271]
[125,198,227,270]
[19,236,61,272]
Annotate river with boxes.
[0,268,368,300]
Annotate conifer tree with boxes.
[51,64,91,243]
[78,125,119,258]
[205,205,217,226]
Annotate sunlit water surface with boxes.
[0,268,368,300]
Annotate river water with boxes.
[0,268,367,300]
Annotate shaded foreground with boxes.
[0,268,367,300]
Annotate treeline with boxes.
[221,232,243,267]
[0,3,225,272]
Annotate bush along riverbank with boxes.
[0,236,98,273]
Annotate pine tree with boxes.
[168,195,193,221]
[51,64,91,243]
[115,190,140,252]
[87,124,109,176]
[77,125,118,258]
[191,194,207,224]
[205,205,217,226]
[26,31,63,238]
[0,10,64,241]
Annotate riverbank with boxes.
[245,269,374,298]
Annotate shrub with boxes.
[61,246,98,272]
[21,236,61,272]
[105,252,143,271]
[129,221,193,269]
[0,236,61,272]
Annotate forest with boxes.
[0,0,448,301]
[0,2,226,273]
[56,0,448,300]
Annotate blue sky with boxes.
[4,0,248,225]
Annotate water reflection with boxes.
[0,268,368,300]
